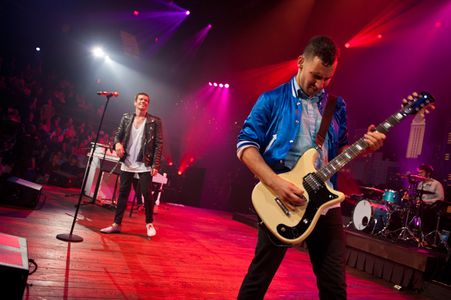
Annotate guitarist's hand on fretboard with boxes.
[362,124,386,155]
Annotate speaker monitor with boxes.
[4,177,43,208]
[0,232,29,299]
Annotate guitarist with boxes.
[236,36,385,299]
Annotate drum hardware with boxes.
[423,201,450,250]
[360,186,384,194]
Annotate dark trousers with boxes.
[238,207,346,300]
[114,171,155,224]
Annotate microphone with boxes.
[97,91,119,97]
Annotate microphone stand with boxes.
[56,94,114,242]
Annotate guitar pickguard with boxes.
[276,174,339,240]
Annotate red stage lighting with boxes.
[344,42,351,48]
[377,34,382,39]
[133,10,139,16]
[177,171,182,176]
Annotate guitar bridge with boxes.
[274,197,291,216]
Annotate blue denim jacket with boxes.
[236,78,348,186]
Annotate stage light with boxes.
[224,83,230,88]
[207,24,212,29]
[177,171,182,175]
[186,10,190,16]
[35,47,41,52]
[92,47,106,58]
[213,82,218,87]
[133,10,139,16]
[344,42,351,48]
[219,83,224,88]
[377,34,382,39]
[208,82,212,86]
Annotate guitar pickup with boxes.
[274,197,291,216]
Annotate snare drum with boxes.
[382,189,401,206]
[352,199,388,232]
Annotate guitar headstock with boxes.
[401,91,435,117]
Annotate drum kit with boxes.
[347,174,446,248]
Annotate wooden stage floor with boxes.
[0,185,448,299]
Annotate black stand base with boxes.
[56,233,84,243]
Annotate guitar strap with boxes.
[315,94,337,149]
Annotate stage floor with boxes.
[0,185,448,299]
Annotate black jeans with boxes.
[238,207,346,300]
[114,171,155,225]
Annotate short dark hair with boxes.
[134,92,150,101]
[418,163,433,176]
[303,35,340,66]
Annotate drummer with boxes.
[416,164,444,204]
[416,163,445,234]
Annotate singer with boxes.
[100,92,163,237]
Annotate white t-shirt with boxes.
[121,120,152,173]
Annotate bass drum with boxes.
[352,199,388,233]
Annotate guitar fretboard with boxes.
[316,111,407,182]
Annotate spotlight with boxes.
[133,10,139,16]
[177,171,182,176]
[208,82,212,86]
[344,42,350,48]
[207,24,212,29]
[35,47,41,52]
[92,47,105,58]
[377,34,382,39]
[224,83,230,88]
[213,82,218,87]
[186,10,190,16]
[219,83,224,88]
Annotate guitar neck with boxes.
[316,109,408,182]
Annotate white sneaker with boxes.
[146,223,156,237]
[100,223,121,234]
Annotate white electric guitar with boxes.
[252,92,435,245]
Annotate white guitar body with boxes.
[252,148,345,245]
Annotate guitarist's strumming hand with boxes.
[268,175,306,211]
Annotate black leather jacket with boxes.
[113,112,163,170]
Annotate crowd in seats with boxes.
[0,55,111,186]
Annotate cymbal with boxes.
[408,174,428,181]
[360,186,384,194]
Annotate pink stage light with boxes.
[344,42,351,48]
[224,84,230,88]
[213,82,218,87]
[219,83,224,88]
[207,24,212,29]
[208,82,212,86]
[177,171,182,176]
[377,34,383,39]
[133,10,139,16]
[186,10,190,16]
